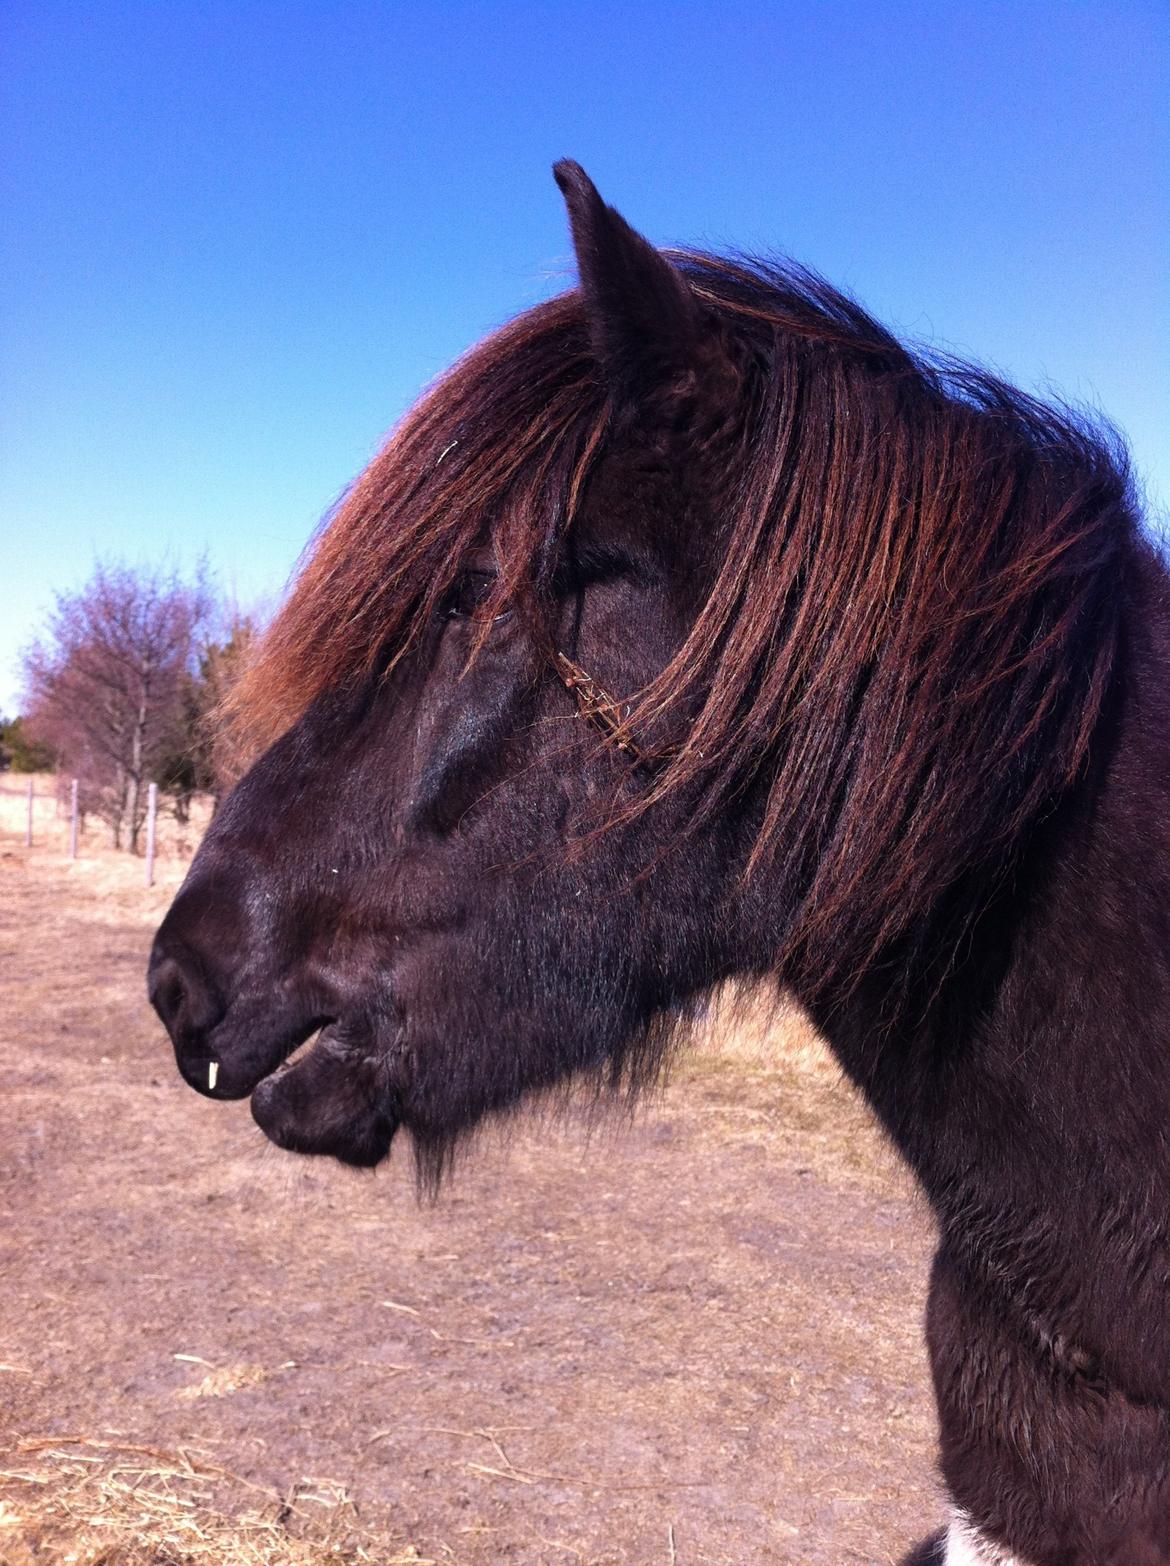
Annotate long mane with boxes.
[229,253,1136,999]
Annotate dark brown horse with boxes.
[149,164,1170,1564]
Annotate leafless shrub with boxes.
[23,562,213,851]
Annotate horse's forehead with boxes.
[573,434,706,552]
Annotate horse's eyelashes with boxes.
[442,569,507,622]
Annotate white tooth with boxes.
[208,1061,219,1091]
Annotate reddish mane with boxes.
[230,252,1134,997]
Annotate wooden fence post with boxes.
[69,778,79,859]
[25,778,34,847]
[145,782,158,888]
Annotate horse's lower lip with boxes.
[248,1024,397,1168]
[249,1071,289,1124]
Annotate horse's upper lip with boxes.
[181,1014,337,1101]
[245,1021,341,1093]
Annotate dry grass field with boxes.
[0,777,942,1565]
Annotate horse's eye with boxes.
[442,569,503,621]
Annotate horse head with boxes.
[150,162,1121,1187]
[149,164,766,1176]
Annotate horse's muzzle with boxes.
[148,934,331,1103]
[149,876,399,1166]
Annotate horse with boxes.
[148,162,1170,1564]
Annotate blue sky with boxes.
[2,1,1167,713]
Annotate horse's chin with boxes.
[249,1026,398,1169]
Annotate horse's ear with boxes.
[553,160,720,410]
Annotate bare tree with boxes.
[199,613,260,801]
[24,562,213,851]
[157,612,259,819]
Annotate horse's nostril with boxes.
[149,956,181,1032]
[163,973,186,1024]
[148,948,224,1044]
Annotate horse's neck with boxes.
[820,540,1170,1198]
[991,539,1170,1123]
[985,544,1170,1152]
[814,541,1170,1399]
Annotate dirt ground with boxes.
[0,782,944,1564]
